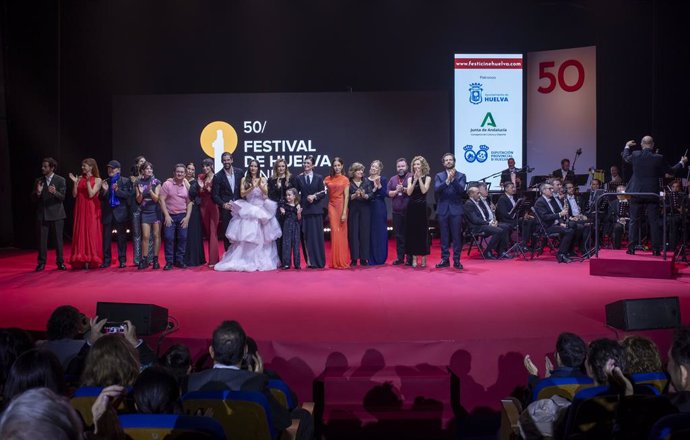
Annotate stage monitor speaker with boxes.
[96,302,168,336]
[605,297,680,331]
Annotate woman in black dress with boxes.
[404,156,431,268]
[183,162,206,267]
[348,162,373,266]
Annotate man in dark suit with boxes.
[500,157,524,190]
[552,158,575,182]
[32,157,67,271]
[212,152,243,251]
[434,153,466,269]
[495,182,534,248]
[533,182,575,263]
[99,160,131,268]
[622,136,687,255]
[296,155,326,268]
[185,320,291,434]
[464,187,509,259]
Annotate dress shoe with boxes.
[174,262,187,269]
[483,252,497,260]
[138,259,149,270]
[56,263,66,271]
[652,250,661,256]
[360,259,368,266]
[405,259,413,266]
[435,260,450,268]
[626,248,635,255]
[351,260,357,266]
[35,263,45,272]
[557,253,572,263]
[282,265,289,270]
[99,262,110,268]
[453,261,463,269]
[163,263,173,271]
[392,259,404,265]
[152,260,160,270]
[118,262,126,269]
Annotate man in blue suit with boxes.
[434,153,466,269]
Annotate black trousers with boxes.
[391,212,411,262]
[348,202,370,261]
[474,225,508,254]
[37,218,64,265]
[629,197,661,250]
[545,223,575,255]
[103,219,128,264]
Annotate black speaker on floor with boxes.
[96,302,168,335]
[605,297,680,331]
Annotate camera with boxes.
[102,321,127,334]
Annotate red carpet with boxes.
[2,241,690,419]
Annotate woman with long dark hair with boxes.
[214,159,281,271]
[348,162,373,266]
[197,158,219,267]
[68,158,103,269]
[183,162,206,267]
[268,158,297,266]
[404,156,431,268]
[324,157,350,269]
[135,162,161,269]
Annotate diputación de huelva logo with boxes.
[463,145,490,163]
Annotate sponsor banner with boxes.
[526,46,596,190]
[454,53,523,189]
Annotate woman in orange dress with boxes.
[68,158,103,269]
[324,157,350,269]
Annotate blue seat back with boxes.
[118,414,226,440]
[268,379,296,410]
[648,413,690,440]
[181,390,276,440]
[631,371,669,395]
[532,376,594,401]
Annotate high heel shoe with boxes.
[151,258,160,270]
[412,256,418,268]
[421,256,426,268]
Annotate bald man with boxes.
[622,136,687,255]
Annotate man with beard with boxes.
[212,152,243,251]
[387,158,412,265]
[434,153,466,269]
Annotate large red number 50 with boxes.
[537,59,585,94]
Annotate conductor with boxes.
[622,136,687,255]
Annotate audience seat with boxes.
[532,376,594,401]
[71,386,133,427]
[648,413,690,440]
[181,389,288,440]
[268,379,296,410]
[118,414,225,440]
[631,372,669,395]
[499,397,522,440]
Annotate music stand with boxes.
[502,198,529,260]
[529,175,551,189]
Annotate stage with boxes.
[2,241,690,435]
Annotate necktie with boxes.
[307,175,312,185]
[478,200,490,221]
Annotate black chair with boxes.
[529,207,561,259]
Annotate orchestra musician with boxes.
[500,158,523,190]
[533,182,575,263]
[495,182,535,250]
[606,185,630,249]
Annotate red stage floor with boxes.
[2,241,690,418]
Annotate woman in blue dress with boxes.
[368,160,388,265]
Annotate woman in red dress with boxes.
[68,158,103,269]
[324,157,350,269]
